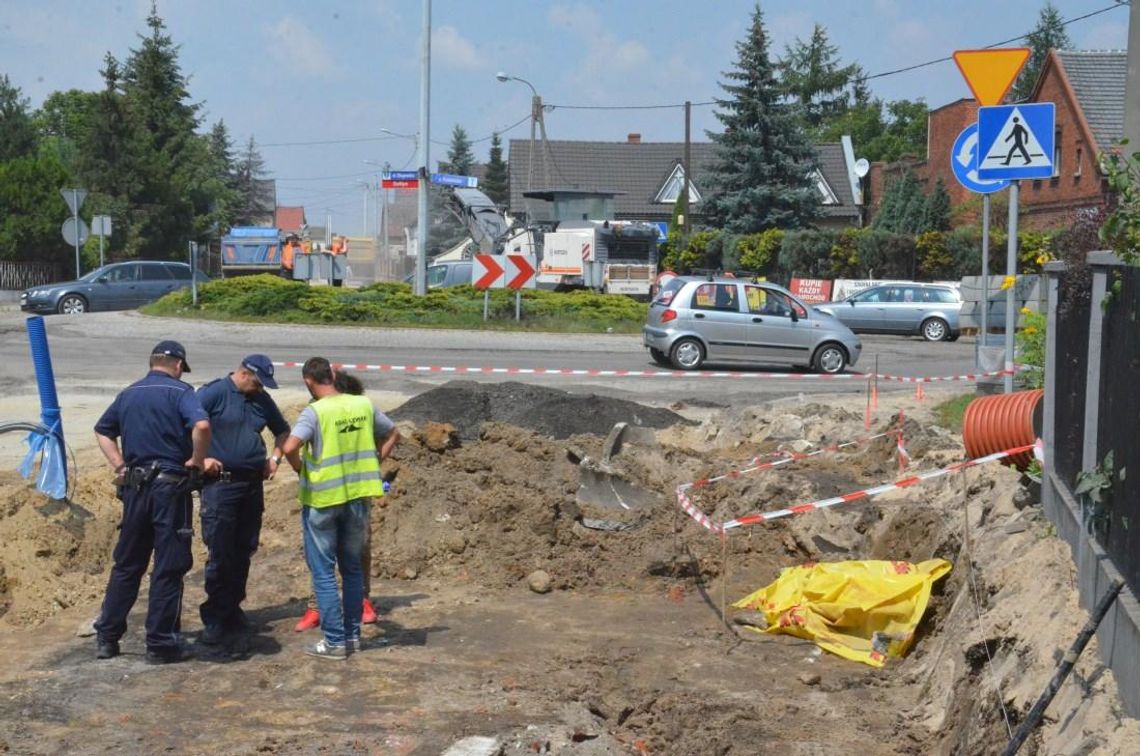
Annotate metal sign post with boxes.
[1004,182,1018,393]
[60,188,88,278]
[981,194,990,364]
[189,241,199,306]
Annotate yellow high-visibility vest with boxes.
[299,393,384,508]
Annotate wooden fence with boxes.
[0,261,61,291]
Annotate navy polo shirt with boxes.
[94,370,209,473]
[197,375,290,471]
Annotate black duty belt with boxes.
[214,469,263,483]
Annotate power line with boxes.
[540,2,1127,110]
[862,2,1126,81]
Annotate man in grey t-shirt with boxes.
[291,368,400,634]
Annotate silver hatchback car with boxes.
[643,276,862,373]
[814,282,962,342]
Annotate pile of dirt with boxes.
[389,380,689,440]
[0,465,120,627]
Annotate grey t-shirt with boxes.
[291,403,395,460]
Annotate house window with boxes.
[1075,147,1082,178]
[654,164,701,205]
[810,169,839,205]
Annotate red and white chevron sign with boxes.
[472,254,536,290]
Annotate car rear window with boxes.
[924,287,959,303]
[168,265,192,280]
[141,264,174,281]
[653,277,685,306]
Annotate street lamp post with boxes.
[497,71,548,219]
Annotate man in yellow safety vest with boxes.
[280,357,400,659]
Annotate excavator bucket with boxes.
[566,422,659,512]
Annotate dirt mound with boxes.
[389,380,689,440]
[0,468,119,627]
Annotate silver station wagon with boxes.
[814,282,962,342]
[643,276,862,373]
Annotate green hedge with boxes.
[145,275,649,332]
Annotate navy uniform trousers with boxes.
[95,478,193,653]
[199,477,264,627]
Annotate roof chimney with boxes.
[627,133,641,144]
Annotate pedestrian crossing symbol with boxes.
[976,102,1055,180]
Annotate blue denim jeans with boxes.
[301,498,369,646]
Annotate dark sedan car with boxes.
[21,261,210,314]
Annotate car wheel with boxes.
[812,343,847,374]
[670,337,705,370]
[922,317,949,342]
[649,347,671,367]
[57,294,87,315]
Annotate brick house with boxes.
[867,49,1125,230]
[506,134,865,230]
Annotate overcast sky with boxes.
[0,0,1129,235]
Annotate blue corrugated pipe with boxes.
[25,316,63,443]
[22,316,68,498]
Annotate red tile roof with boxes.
[276,206,306,233]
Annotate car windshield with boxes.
[77,266,113,283]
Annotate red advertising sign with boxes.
[790,278,833,304]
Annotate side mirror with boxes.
[790,309,799,323]
[848,299,856,306]
[96,276,108,283]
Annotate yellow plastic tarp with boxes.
[732,559,952,668]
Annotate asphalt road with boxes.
[0,310,979,406]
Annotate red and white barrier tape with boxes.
[686,427,904,491]
[675,444,1034,534]
[272,360,1017,383]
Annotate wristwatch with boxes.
[270,454,283,465]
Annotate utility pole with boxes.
[415,0,431,296]
[1125,0,1140,149]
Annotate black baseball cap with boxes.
[152,340,190,372]
[241,354,278,389]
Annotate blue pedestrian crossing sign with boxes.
[976,103,1055,180]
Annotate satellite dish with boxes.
[854,158,870,178]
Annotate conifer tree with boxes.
[778,24,862,129]
[1010,2,1072,102]
[445,124,475,176]
[923,178,952,232]
[482,132,509,206]
[703,3,818,234]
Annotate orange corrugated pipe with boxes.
[962,389,1044,472]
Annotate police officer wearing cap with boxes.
[93,340,210,664]
[195,354,290,645]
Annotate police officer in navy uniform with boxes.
[196,354,290,644]
[93,340,210,664]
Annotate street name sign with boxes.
[430,172,478,188]
[952,48,1030,106]
[950,123,1010,194]
[976,103,1055,180]
[382,171,419,189]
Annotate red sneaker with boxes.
[294,608,320,632]
[362,598,378,625]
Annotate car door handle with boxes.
[752,316,763,323]
[694,313,705,319]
